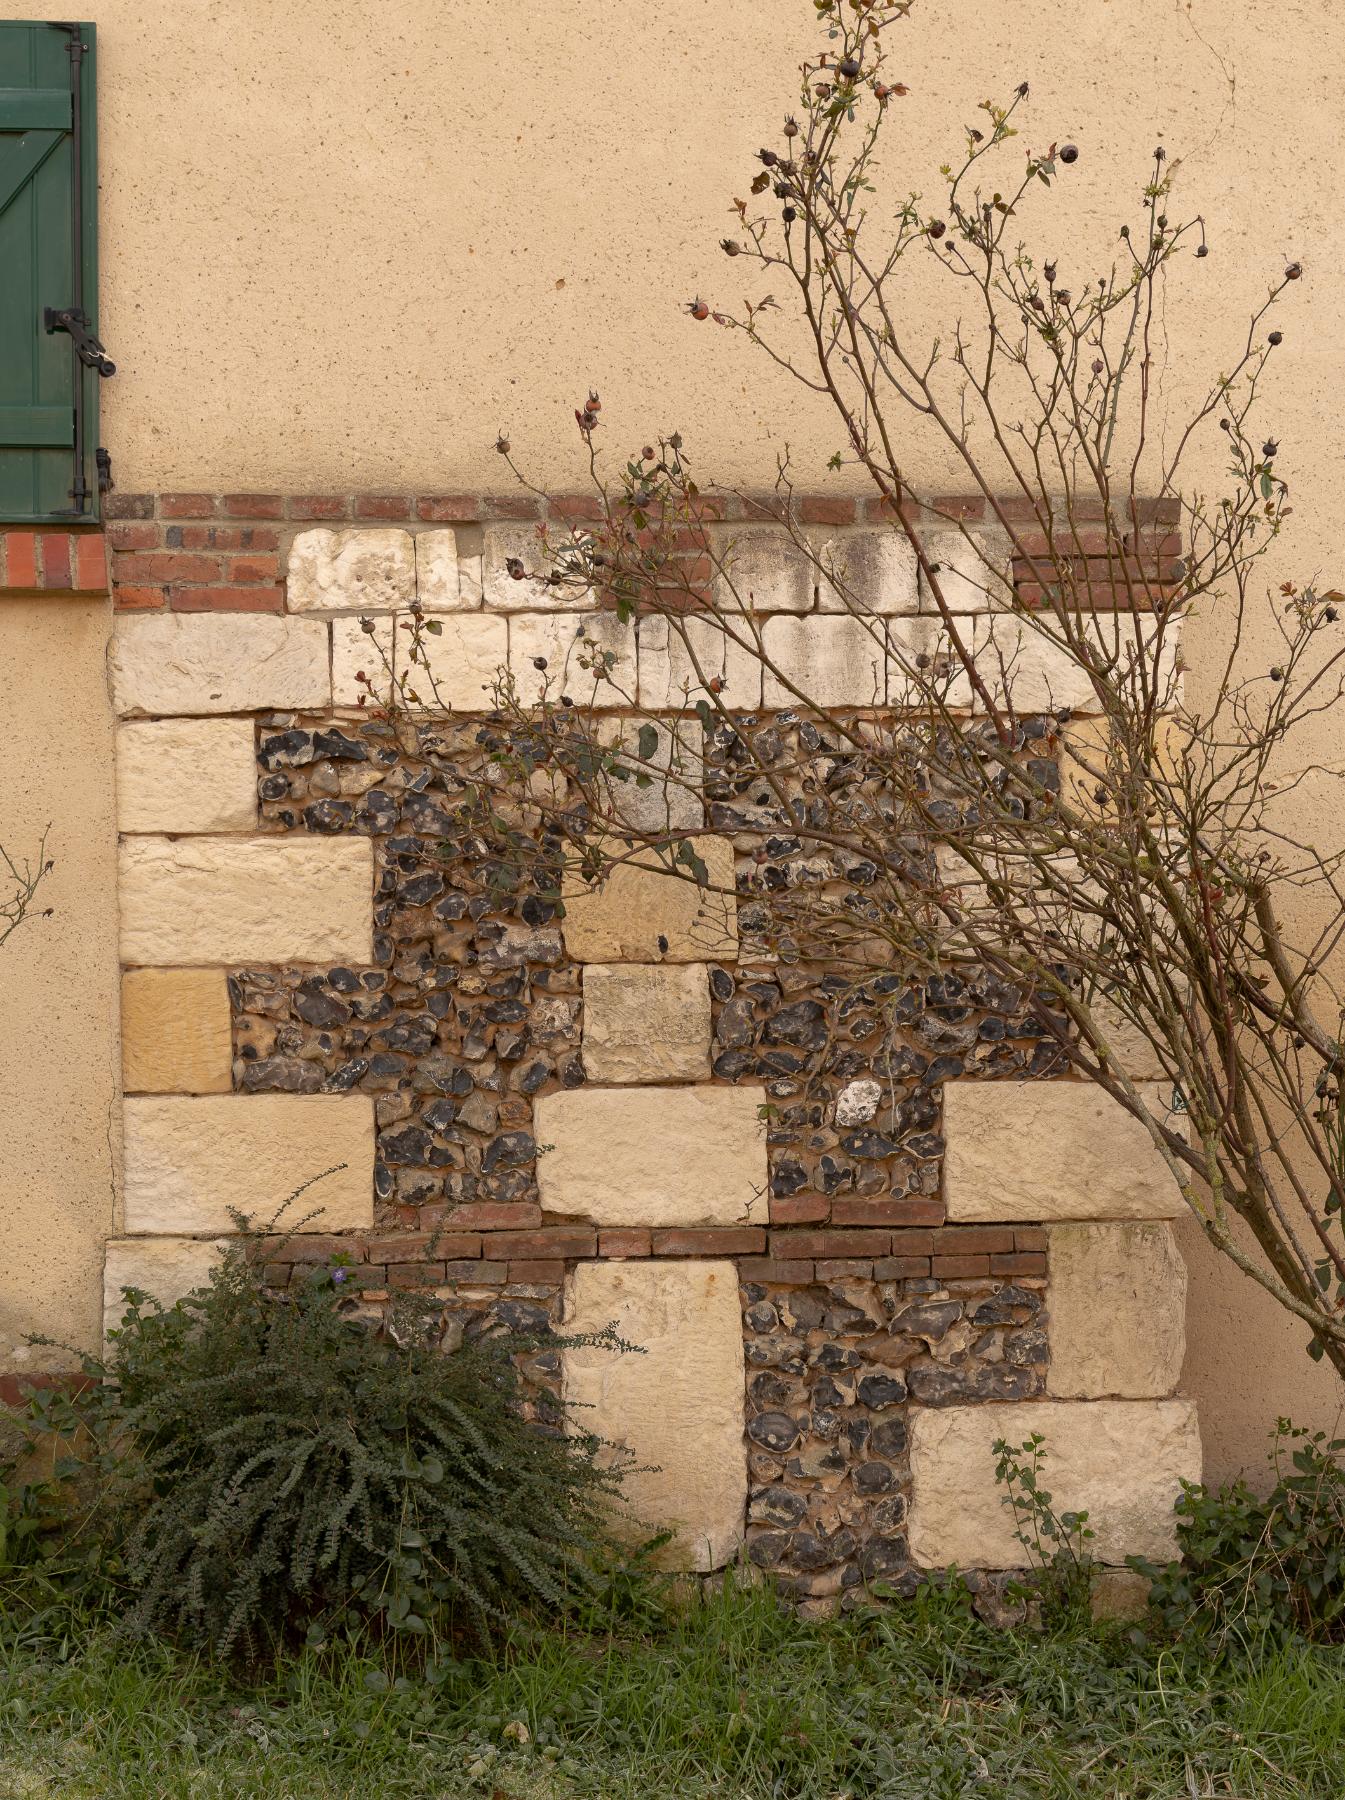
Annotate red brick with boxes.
[176,525,280,551]
[73,533,107,590]
[38,534,70,589]
[437,1259,507,1283]
[926,494,987,521]
[3,532,36,587]
[483,493,543,520]
[1013,1227,1048,1252]
[815,1259,874,1280]
[889,1229,935,1256]
[737,1258,814,1283]
[115,551,219,583]
[223,493,285,519]
[0,1371,93,1409]
[799,495,856,524]
[159,493,218,518]
[480,1228,597,1258]
[651,1228,767,1257]
[447,1202,542,1231]
[507,1261,567,1284]
[107,521,159,551]
[872,1256,932,1279]
[769,1194,830,1226]
[933,1254,991,1279]
[831,1197,944,1228]
[354,494,411,520]
[222,553,280,583]
[362,1231,480,1262]
[289,495,350,520]
[598,1228,652,1257]
[102,492,154,520]
[933,1226,1014,1255]
[114,584,167,610]
[768,1229,890,1259]
[550,493,604,522]
[171,584,285,612]
[388,1261,447,1287]
[991,1252,1047,1278]
[416,494,481,522]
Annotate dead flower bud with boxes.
[687,298,710,320]
[721,238,742,256]
[928,218,946,239]
[783,115,800,137]
[1059,142,1079,164]
[1269,330,1283,345]
[505,558,527,581]
[1263,439,1279,458]
[587,391,601,412]
[1285,262,1303,280]
[641,445,655,461]
[494,434,511,455]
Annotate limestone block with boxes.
[713,524,816,613]
[563,1259,747,1570]
[883,615,978,708]
[104,1236,228,1330]
[121,968,233,1094]
[942,1080,1182,1222]
[332,614,397,708]
[818,528,920,614]
[1047,1223,1187,1399]
[119,836,373,965]
[397,613,508,711]
[1085,995,1168,1081]
[908,1398,1201,1568]
[286,528,415,613]
[582,964,711,1082]
[414,528,471,610]
[534,1086,767,1225]
[974,615,1182,716]
[638,615,764,712]
[761,615,887,709]
[509,612,635,707]
[561,836,737,962]
[482,522,590,610]
[117,717,258,834]
[596,717,704,833]
[111,614,330,717]
[919,530,1013,611]
[122,1095,375,1234]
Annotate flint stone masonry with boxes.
[818,529,920,614]
[908,1399,1201,1568]
[123,1095,376,1234]
[561,837,737,962]
[713,525,816,614]
[119,836,374,965]
[943,1080,1182,1222]
[398,613,509,710]
[116,717,258,834]
[111,613,331,716]
[121,968,233,1094]
[534,1086,767,1226]
[582,963,711,1083]
[413,529,466,610]
[563,1259,747,1570]
[1048,1223,1187,1399]
[509,611,634,706]
[482,522,590,610]
[638,615,764,712]
[286,528,416,613]
[104,1237,228,1330]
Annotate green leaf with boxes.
[636,723,660,762]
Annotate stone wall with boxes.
[102,489,1199,1591]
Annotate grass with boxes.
[0,1577,1341,1798]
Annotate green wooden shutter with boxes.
[0,21,101,522]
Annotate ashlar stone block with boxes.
[712,524,816,613]
[116,717,258,834]
[637,615,763,712]
[818,528,920,614]
[122,1095,375,1234]
[595,716,704,834]
[582,964,711,1083]
[104,1237,228,1332]
[534,1086,767,1226]
[414,528,470,610]
[111,614,330,717]
[918,530,1013,611]
[563,1259,747,1570]
[761,615,887,709]
[908,1399,1201,1568]
[942,1079,1183,1222]
[973,615,1182,716]
[509,612,634,707]
[398,613,509,711]
[121,968,233,1094]
[1047,1223,1187,1399]
[119,836,373,965]
[287,528,416,613]
[482,522,590,610]
[561,836,737,962]
[332,614,397,709]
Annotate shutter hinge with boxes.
[44,307,115,377]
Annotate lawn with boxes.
[0,1578,1341,1799]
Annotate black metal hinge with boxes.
[44,307,115,377]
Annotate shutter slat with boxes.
[0,405,73,447]
[0,88,71,130]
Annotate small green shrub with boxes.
[9,1240,630,1659]
[993,1432,1095,1624]
[1135,1419,1345,1645]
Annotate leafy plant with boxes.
[994,1432,1094,1624]
[10,1238,631,1660]
[1135,1419,1345,1646]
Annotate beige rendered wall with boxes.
[0,0,1339,1472]
[0,599,119,1373]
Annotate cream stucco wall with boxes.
[0,600,118,1373]
[0,0,1340,1474]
